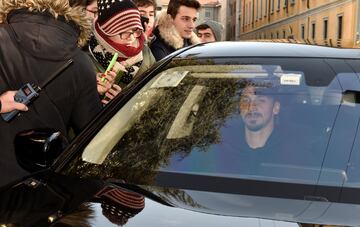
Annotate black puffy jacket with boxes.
[0,9,102,186]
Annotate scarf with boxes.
[94,22,144,59]
[90,24,145,84]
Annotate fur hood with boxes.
[156,10,200,49]
[0,0,91,47]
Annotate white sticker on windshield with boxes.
[151,71,188,88]
[280,74,301,85]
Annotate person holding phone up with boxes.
[133,0,158,41]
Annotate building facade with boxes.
[240,0,360,48]
[219,0,240,40]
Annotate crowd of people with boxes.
[0,0,224,116]
[0,0,225,182]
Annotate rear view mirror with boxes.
[14,128,69,172]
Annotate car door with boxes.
[311,59,360,226]
[295,58,360,225]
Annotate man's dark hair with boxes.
[196,24,210,31]
[167,0,201,19]
[239,82,280,103]
[132,0,157,9]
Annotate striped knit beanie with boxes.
[96,0,143,36]
[96,186,145,225]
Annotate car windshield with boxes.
[63,58,343,186]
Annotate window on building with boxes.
[283,0,287,8]
[247,3,250,25]
[246,3,248,25]
[323,19,328,40]
[290,0,295,5]
[271,33,273,39]
[271,0,275,12]
[230,2,235,16]
[277,0,280,11]
[264,0,268,17]
[205,8,211,18]
[338,15,343,40]
[277,31,279,38]
[301,24,305,39]
[249,2,252,25]
[283,30,286,38]
[244,4,247,26]
[256,0,259,20]
[311,22,316,40]
[260,0,263,18]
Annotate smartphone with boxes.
[140,15,149,31]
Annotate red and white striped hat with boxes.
[96,0,143,36]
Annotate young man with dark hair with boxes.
[132,0,157,39]
[196,20,224,43]
[150,0,201,60]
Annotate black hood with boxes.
[7,9,80,61]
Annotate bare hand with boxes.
[96,70,116,95]
[0,91,28,114]
[102,84,122,105]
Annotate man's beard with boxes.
[244,111,268,132]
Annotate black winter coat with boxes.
[0,10,102,187]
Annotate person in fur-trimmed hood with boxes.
[0,0,102,186]
[150,0,201,61]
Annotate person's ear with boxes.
[273,101,280,115]
[167,14,174,23]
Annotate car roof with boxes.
[176,41,360,59]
